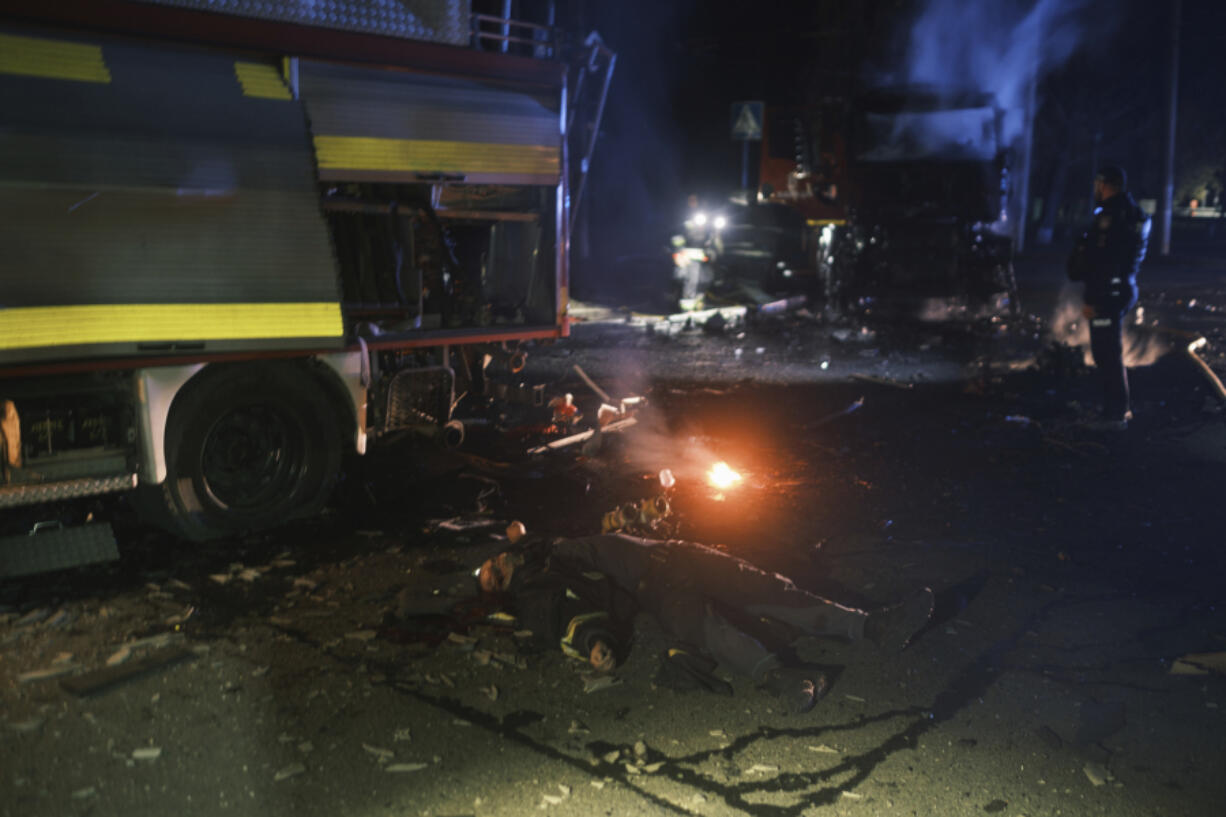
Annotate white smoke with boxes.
[1049,283,1168,367]
[901,0,1092,144]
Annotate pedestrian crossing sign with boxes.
[730,101,764,141]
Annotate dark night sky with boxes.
[575,0,1226,271]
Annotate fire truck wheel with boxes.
[159,364,342,541]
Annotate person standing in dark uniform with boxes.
[1067,165,1151,430]
[477,533,934,715]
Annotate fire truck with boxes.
[0,0,613,575]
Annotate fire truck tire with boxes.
[157,364,343,541]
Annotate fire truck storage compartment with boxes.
[301,60,561,333]
[0,28,345,366]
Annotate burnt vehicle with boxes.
[670,197,815,310]
[673,87,1016,316]
[826,87,1017,316]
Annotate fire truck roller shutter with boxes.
[0,29,344,365]
[299,60,561,186]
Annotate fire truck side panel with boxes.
[0,28,346,365]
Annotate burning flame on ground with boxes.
[707,462,743,490]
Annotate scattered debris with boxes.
[446,632,478,647]
[274,763,306,782]
[363,744,395,763]
[132,747,162,761]
[386,763,429,773]
[482,685,499,701]
[526,417,637,455]
[9,718,44,734]
[572,364,613,404]
[581,673,622,693]
[841,790,863,800]
[61,644,194,697]
[436,518,498,532]
[106,646,132,667]
[808,744,840,754]
[746,763,779,775]
[394,728,412,742]
[567,720,590,735]
[1083,762,1112,787]
[71,787,97,800]
[17,664,78,684]
[850,373,913,389]
[345,630,377,642]
[1169,651,1226,676]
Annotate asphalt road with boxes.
[2,257,1225,817]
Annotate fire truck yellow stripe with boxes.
[0,303,344,350]
[0,33,111,84]
[234,61,292,100]
[313,136,560,178]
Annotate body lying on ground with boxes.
[477,533,934,714]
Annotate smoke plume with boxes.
[898,0,1092,144]
[1049,284,1168,367]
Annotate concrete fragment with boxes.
[447,632,477,646]
[557,784,571,797]
[1170,651,1226,676]
[274,763,306,781]
[345,630,377,642]
[393,727,412,742]
[482,685,499,701]
[9,718,44,734]
[1083,763,1110,787]
[633,740,647,757]
[808,744,840,754]
[602,750,620,764]
[132,747,162,761]
[590,780,605,790]
[747,763,779,775]
[540,794,563,806]
[363,743,395,763]
[624,763,641,775]
[386,763,428,773]
[17,665,77,684]
[61,645,192,696]
[643,762,664,773]
[841,790,863,800]
[582,674,621,693]
[71,787,96,800]
[106,647,132,667]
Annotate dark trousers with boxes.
[1088,311,1130,420]
[558,536,868,680]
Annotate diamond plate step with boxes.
[0,523,119,579]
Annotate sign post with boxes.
[730,101,764,194]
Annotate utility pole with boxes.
[1014,5,1042,255]
[1159,0,1182,256]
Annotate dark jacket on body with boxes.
[1068,191,1150,313]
